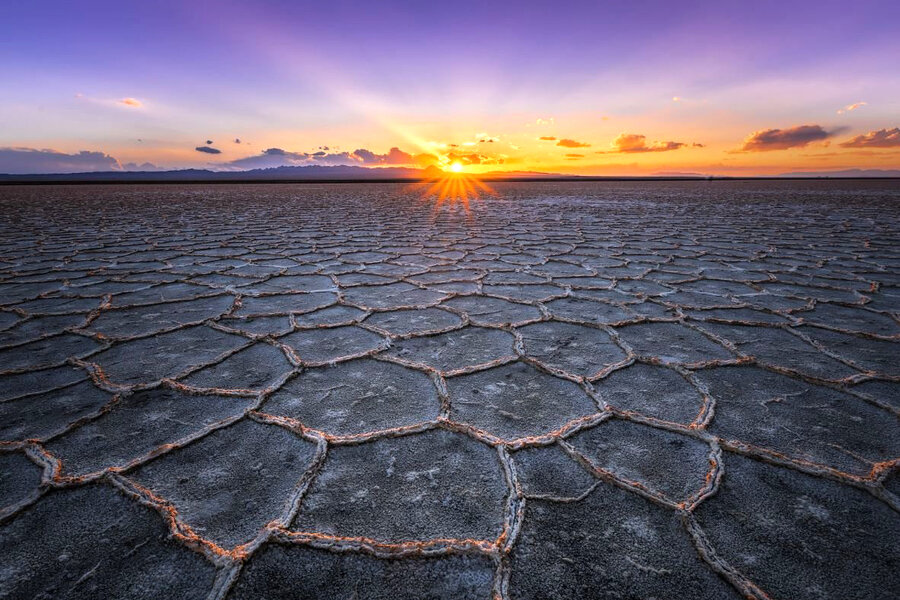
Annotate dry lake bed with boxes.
[0,180,898,599]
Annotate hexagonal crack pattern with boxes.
[1,182,898,600]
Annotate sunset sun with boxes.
[411,159,496,210]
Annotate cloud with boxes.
[353,147,441,167]
[447,152,482,165]
[837,102,867,115]
[838,128,900,148]
[234,138,242,144]
[539,136,557,141]
[220,146,439,170]
[223,148,309,169]
[413,153,441,166]
[557,138,591,148]
[205,140,214,145]
[311,151,358,164]
[565,153,585,158]
[475,133,500,143]
[739,125,835,152]
[196,146,222,154]
[223,147,322,169]
[446,151,503,166]
[600,133,688,153]
[0,147,121,174]
[78,93,146,110]
[354,147,413,165]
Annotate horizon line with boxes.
[3,175,900,186]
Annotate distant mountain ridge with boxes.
[778,168,900,178]
[1,164,898,182]
[0,164,568,182]
[0,164,427,182]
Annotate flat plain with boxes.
[0,180,898,599]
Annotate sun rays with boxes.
[411,168,498,211]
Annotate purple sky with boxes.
[1,1,898,174]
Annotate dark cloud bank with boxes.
[221,146,438,170]
[739,125,900,151]
[839,128,900,148]
[0,148,121,174]
[740,125,837,151]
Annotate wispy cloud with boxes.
[538,136,557,141]
[557,138,591,148]
[739,125,836,152]
[195,146,222,154]
[0,147,121,174]
[599,133,689,153]
[76,93,145,110]
[839,128,900,148]
[836,102,866,115]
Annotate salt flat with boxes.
[0,180,898,599]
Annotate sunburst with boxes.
[411,166,497,211]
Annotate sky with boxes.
[1,0,898,175]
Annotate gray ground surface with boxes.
[0,180,898,599]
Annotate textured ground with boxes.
[0,180,898,599]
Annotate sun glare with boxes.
[409,168,497,212]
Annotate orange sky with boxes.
[2,2,898,175]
